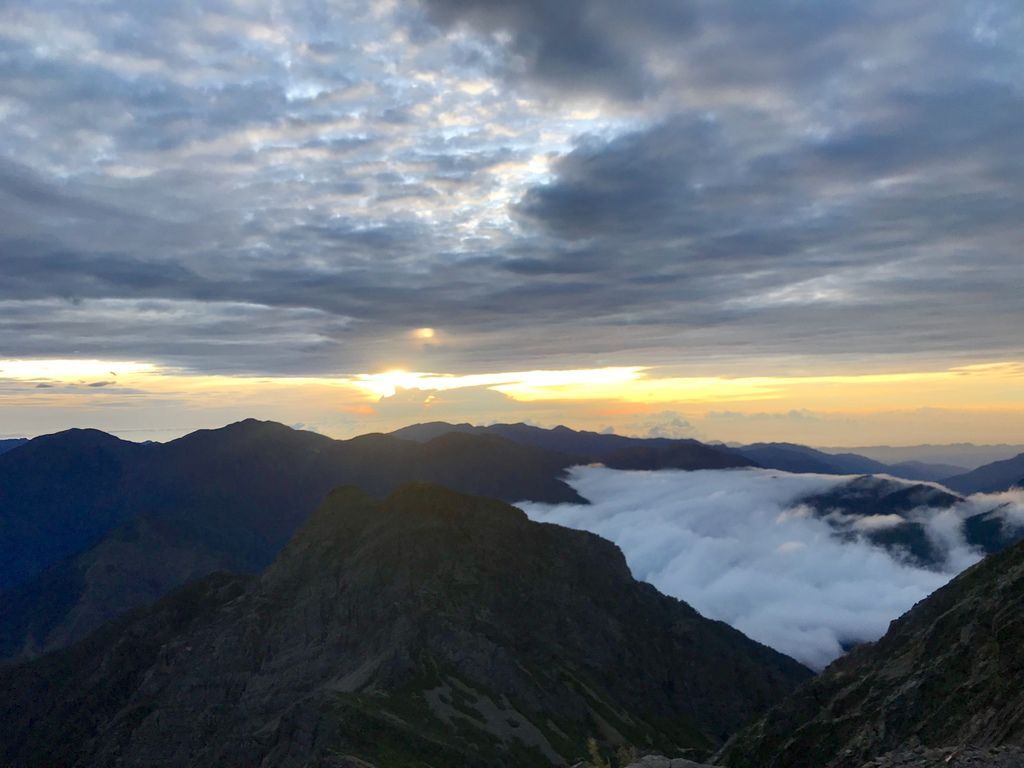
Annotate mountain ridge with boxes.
[943,453,1024,494]
[0,483,811,768]
[0,420,585,659]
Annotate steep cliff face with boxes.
[0,484,810,768]
[721,539,1024,768]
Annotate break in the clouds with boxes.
[0,0,1021,376]
[519,467,1024,669]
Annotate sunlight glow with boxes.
[0,358,158,381]
[348,367,645,399]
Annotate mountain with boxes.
[720,537,1024,768]
[943,453,1024,494]
[798,475,962,567]
[390,422,754,471]
[0,484,811,768]
[736,445,971,483]
[797,475,1023,568]
[736,443,891,476]
[0,438,27,455]
[886,460,967,482]
[0,428,147,591]
[0,420,586,659]
[822,444,1024,472]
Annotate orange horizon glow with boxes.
[2,357,1023,445]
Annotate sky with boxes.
[1,0,1022,443]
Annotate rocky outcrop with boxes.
[0,484,810,768]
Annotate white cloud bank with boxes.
[518,467,1024,670]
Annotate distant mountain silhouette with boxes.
[943,453,1024,494]
[0,420,586,658]
[736,443,891,476]
[721,537,1024,768]
[0,484,810,768]
[732,444,971,483]
[391,422,754,470]
[0,438,27,455]
[798,475,1022,567]
[0,428,146,591]
[886,459,968,482]
[821,444,1024,472]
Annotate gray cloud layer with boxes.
[0,0,1020,374]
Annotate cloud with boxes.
[0,0,1020,381]
[416,0,696,100]
[519,467,1024,669]
[626,410,699,439]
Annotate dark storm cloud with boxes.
[0,0,1020,376]
[417,0,696,99]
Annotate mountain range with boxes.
[0,420,585,659]
[0,484,810,767]
[821,443,1024,472]
[943,453,1024,495]
[2,419,1024,766]
[391,422,754,471]
[391,424,1024,486]
[4,421,1024,662]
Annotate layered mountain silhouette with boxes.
[720,537,1024,768]
[734,443,969,482]
[391,424,1024,489]
[885,460,969,482]
[943,453,1024,494]
[391,422,754,470]
[0,484,810,768]
[737,443,891,476]
[0,420,587,658]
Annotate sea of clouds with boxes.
[518,467,1024,670]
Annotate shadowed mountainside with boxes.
[0,420,584,659]
[0,484,810,768]
[0,438,27,455]
[944,453,1024,495]
[737,443,891,476]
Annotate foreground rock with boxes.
[720,539,1024,768]
[0,484,809,767]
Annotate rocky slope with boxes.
[0,484,810,768]
[719,538,1024,768]
[0,420,584,659]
